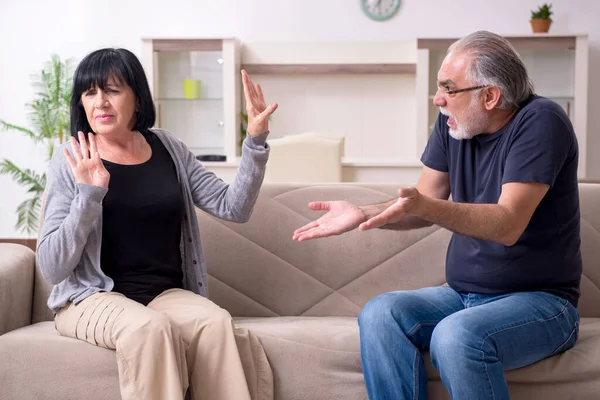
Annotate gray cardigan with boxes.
[37,128,269,313]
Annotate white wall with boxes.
[1,0,599,238]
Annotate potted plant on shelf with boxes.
[530,3,553,33]
[0,55,73,235]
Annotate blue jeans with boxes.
[358,286,580,400]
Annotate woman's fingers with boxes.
[243,70,274,125]
[88,132,98,158]
[266,102,278,115]
[78,131,90,159]
[93,151,107,173]
[70,136,83,162]
[244,70,258,98]
[241,70,253,108]
[64,148,76,169]
[255,83,265,102]
[242,70,265,109]
[258,103,278,120]
[249,78,259,100]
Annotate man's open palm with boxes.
[293,201,366,241]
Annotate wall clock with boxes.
[361,0,401,21]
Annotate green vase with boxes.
[183,79,201,99]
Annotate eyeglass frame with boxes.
[436,84,488,96]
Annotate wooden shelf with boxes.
[418,36,577,51]
[157,97,223,101]
[196,157,424,168]
[152,39,223,52]
[241,63,416,75]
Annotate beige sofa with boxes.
[2,182,600,400]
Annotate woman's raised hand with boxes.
[64,131,110,188]
[242,69,278,136]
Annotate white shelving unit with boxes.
[140,35,589,183]
[140,38,241,162]
[416,34,589,178]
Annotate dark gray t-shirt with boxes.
[421,96,582,306]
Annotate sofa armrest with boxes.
[0,243,35,335]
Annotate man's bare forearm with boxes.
[414,196,518,245]
[358,200,432,231]
[378,215,433,230]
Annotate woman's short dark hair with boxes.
[70,48,155,137]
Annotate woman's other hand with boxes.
[64,131,110,188]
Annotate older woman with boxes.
[36,47,277,400]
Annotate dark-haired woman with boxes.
[37,47,278,400]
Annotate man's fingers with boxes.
[358,208,396,231]
[293,221,319,237]
[398,186,417,198]
[359,218,383,231]
[295,227,331,242]
[308,201,330,211]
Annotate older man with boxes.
[293,30,581,400]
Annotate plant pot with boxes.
[530,18,552,33]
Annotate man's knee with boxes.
[360,290,440,328]
[359,291,427,339]
[358,292,397,328]
[430,314,482,367]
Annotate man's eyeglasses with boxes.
[436,84,487,96]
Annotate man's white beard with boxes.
[440,97,487,140]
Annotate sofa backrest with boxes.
[197,183,600,318]
[32,183,600,322]
[576,183,600,317]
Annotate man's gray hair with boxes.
[448,30,534,109]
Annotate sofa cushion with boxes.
[0,322,120,400]
[3,318,600,400]
[235,316,367,400]
[236,316,600,400]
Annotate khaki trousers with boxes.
[54,289,273,400]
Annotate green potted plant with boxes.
[530,3,553,33]
[0,55,73,235]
